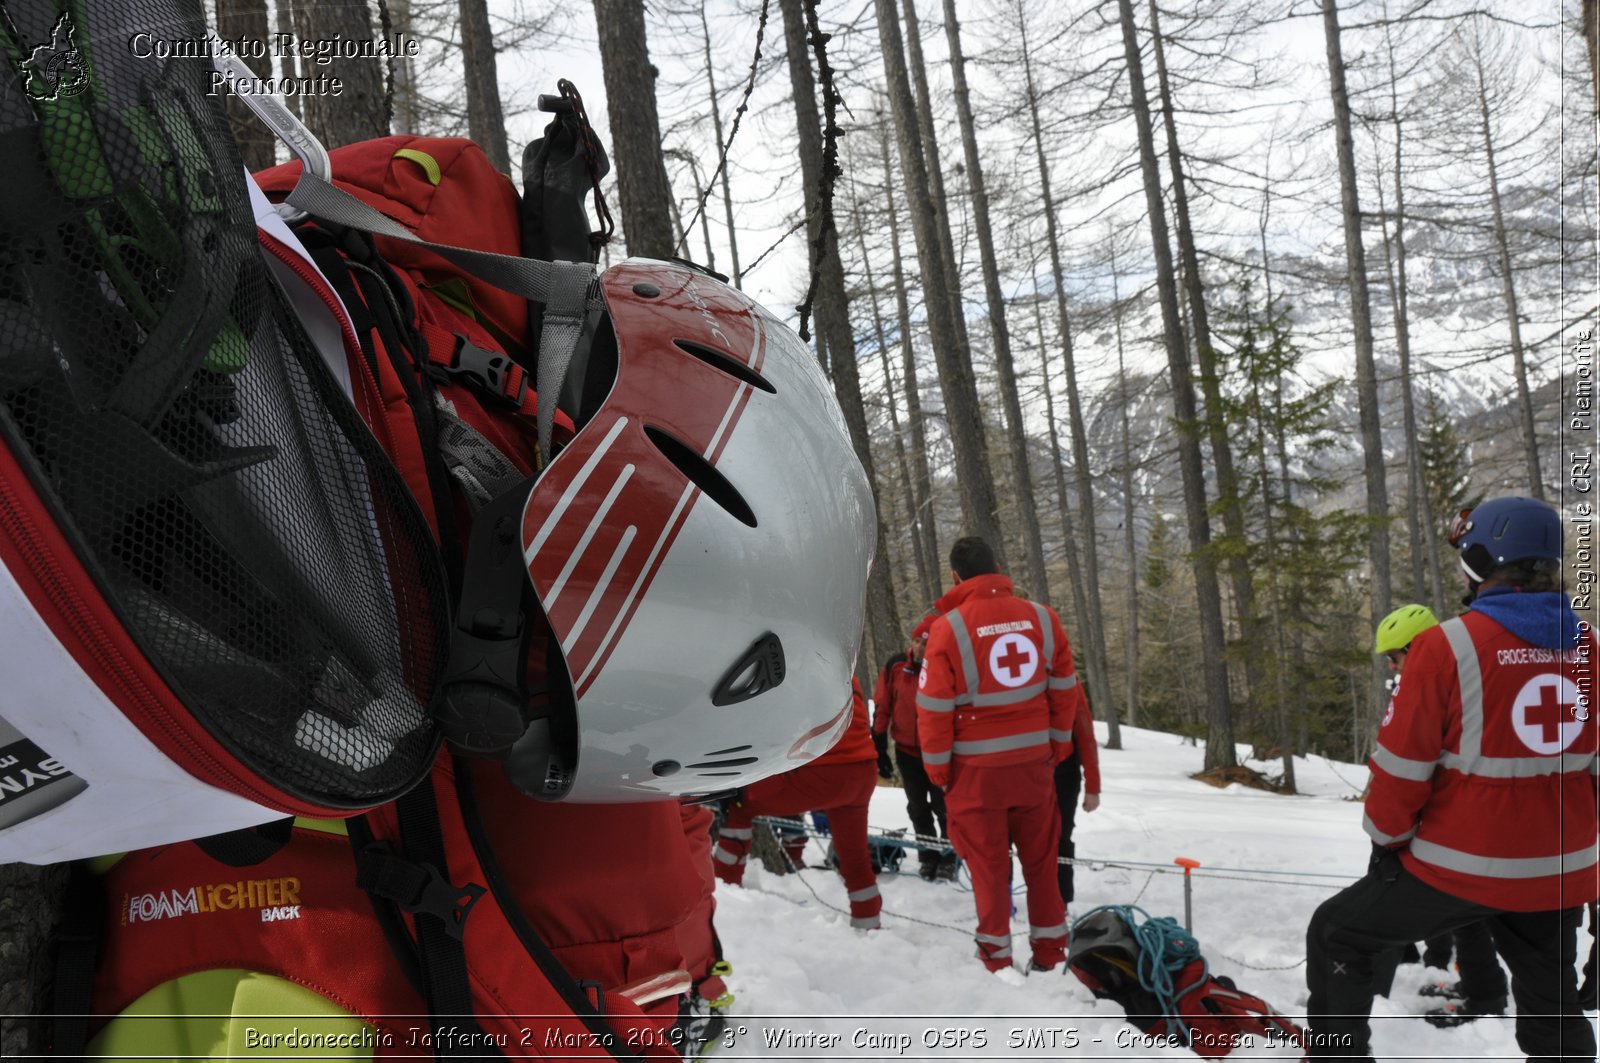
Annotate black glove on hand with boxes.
[872,732,893,780]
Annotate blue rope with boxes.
[1075,904,1207,1047]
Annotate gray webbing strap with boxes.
[433,395,527,511]
[284,171,601,460]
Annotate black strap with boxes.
[452,756,640,1061]
[346,816,427,1001]
[49,863,103,1060]
[356,781,493,1059]
[301,224,466,596]
[193,816,294,867]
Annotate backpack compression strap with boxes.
[283,173,598,461]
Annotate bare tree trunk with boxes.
[1259,185,1314,758]
[876,114,942,603]
[1019,6,1118,740]
[593,0,676,258]
[849,173,933,612]
[459,0,510,172]
[1148,0,1261,714]
[216,0,275,170]
[389,0,419,134]
[293,0,388,148]
[939,0,1050,605]
[1321,0,1393,623]
[779,0,902,677]
[1469,23,1543,499]
[1116,0,1235,768]
[1110,239,1140,732]
[1031,291,1100,732]
[1371,33,1443,613]
[698,0,743,287]
[873,0,1003,550]
[1584,0,1599,115]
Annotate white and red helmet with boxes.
[507,259,873,801]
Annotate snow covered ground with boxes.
[708,724,1597,1060]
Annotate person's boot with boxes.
[935,849,960,881]
[1424,994,1507,1028]
[917,858,938,882]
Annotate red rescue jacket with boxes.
[914,574,1085,786]
[872,653,924,755]
[817,678,876,765]
[1367,610,1600,912]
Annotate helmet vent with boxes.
[674,339,776,394]
[712,632,786,706]
[687,756,760,769]
[706,744,753,756]
[644,425,757,528]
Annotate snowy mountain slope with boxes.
[708,725,1594,1060]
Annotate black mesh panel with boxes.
[0,0,446,807]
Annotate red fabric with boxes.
[816,678,876,765]
[674,804,727,1003]
[715,759,880,926]
[917,574,1085,786]
[1073,701,1102,795]
[872,654,924,754]
[458,758,702,1021]
[943,758,1065,970]
[253,138,573,539]
[1369,613,1600,912]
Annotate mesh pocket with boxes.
[0,0,447,808]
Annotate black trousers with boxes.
[1054,752,1081,902]
[894,748,948,868]
[1306,850,1593,1061]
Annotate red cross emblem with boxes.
[988,633,1039,689]
[1511,675,1584,755]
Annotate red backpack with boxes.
[82,122,691,1059]
[1068,906,1306,1059]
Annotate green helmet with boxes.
[1374,604,1440,656]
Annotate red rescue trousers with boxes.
[943,757,1067,971]
[714,759,882,929]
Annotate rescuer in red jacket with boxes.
[916,536,1084,973]
[1305,496,1599,1061]
[713,679,883,929]
[873,616,956,880]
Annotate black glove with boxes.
[873,733,894,780]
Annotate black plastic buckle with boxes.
[442,334,526,409]
[357,847,486,941]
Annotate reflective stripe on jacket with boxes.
[914,574,1084,771]
[1367,613,1600,912]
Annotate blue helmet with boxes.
[1449,496,1562,582]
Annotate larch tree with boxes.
[1115,0,1236,768]
[1010,0,1119,735]
[1320,0,1393,622]
[872,0,1004,551]
[459,0,510,171]
[874,109,943,602]
[938,0,1052,609]
[593,0,676,258]
[293,0,389,147]
[216,0,275,169]
[779,0,903,679]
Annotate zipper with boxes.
[0,462,290,810]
